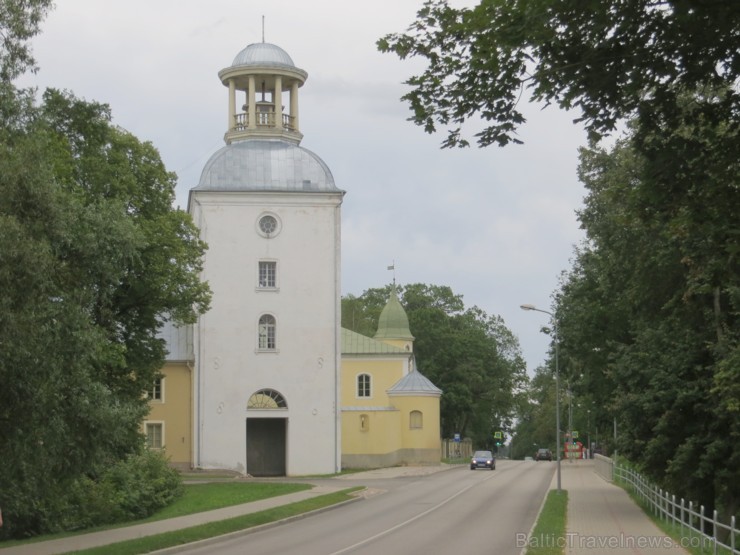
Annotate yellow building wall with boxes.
[341,410,401,456]
[146,362,192,469]
[341,354,407,468]
[394,396,441,449]
[341,357,405,405]
[341,352,442,468]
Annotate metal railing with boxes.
[232,112,295,131]
[595,454,738,554]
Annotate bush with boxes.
[70,449,183,529]
[1,450,183,538]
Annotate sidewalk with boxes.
[558,459,689,555]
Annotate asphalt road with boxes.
[175,460,555,555]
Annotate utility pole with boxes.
[567,384,573,462]
[520,304,562,491]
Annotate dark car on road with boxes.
[470,450,496,470]
[535,448,553,461]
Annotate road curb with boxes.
[518,463,559,555]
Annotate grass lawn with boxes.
[70,487,362,555]
[524,489,569,555]
[152,482,312,520]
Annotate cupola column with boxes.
[274,76,283,130]
[247,75,256,129]
[228,79,236,131]
[219,42,307,144]
[291,81,299,132]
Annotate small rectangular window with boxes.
[258,261,277,288]
[146,423,163,449]
[151,378,163,401]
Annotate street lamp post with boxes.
[587,409,591,459]
[521,303,562,492]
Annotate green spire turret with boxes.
[374,286,414,341]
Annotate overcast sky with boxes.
[20,0,591,373]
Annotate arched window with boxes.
[410,410,423,429]
[247,389,287,409]
[357,373,371,398]
[258,314,276,350]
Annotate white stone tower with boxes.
[188,41,344,476]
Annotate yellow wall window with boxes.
[410,410,423,429]
[146,422,163,448]
[357,374,371,398]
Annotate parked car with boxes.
[470,450,496,470]
[535,448,553,461]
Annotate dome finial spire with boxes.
[387,261,396,287]
[262,15,265,43]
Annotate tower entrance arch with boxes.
[246,389,287,476]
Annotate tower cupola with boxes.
[374,286,415,351]
[218,42,308,145]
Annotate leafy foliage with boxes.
[0,0,53,81]
[57,450,183,533]
[378,0,740,147]
[379,0,739,517]
[555,97,740,515]
[511,366,559,459]
[342,283,527,448]
[0,2,210,539]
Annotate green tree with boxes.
[341,291,386,338]
[512,366,558,459]
[0,0,53,82]
[555,102,739,517]
[0,2,210,537]
[378,0,739,147]
[343,284,527,448]
[380,0,739,516]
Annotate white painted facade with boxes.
[183,42,344,476]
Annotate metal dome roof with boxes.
[388,370,442,396]
[231,42,296,69]
[195,139,339,193]
[374,288,414,341]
